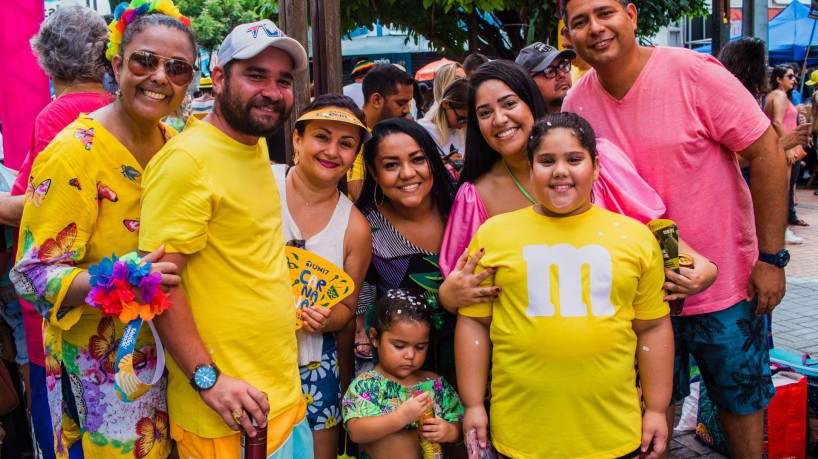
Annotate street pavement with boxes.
[669,187,818,458]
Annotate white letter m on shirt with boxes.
[522,244,614,317]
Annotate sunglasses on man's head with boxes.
[125,50,195,86]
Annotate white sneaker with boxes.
[785,228,803,245]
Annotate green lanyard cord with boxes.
[502,160,536,204]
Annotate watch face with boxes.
[195,366,218,390]
[780,250,790,267]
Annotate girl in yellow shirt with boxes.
[456,113,674,459]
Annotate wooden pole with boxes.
[741,0,767,42]
[279,0,310,165]
[311,0,342,96]
[324,0,343,95]
[710,0,731,57]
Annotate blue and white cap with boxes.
[217,19,308,71]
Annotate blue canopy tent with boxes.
[769,1,818,66]
[694,1,818,66]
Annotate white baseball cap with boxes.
[217,19,308,71]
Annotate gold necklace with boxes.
[289,169,337,208]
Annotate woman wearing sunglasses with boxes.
[7,6,115,458]
[764,65,811,240]
[418,79,469,173]
[11,2,194,457]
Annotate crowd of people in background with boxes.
[717,37,816,247]
[0,0,809,458]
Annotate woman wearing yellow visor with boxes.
[271,94,372,459]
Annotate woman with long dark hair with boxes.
[354,119,461,396]
[765,65,810,241]
[439,60,716,311]
[718,37,769,103]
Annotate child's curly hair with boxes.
[370,288,433,340]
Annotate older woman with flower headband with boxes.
[272,93,372,459]
[0,5,115,458]
[11,1,194,457]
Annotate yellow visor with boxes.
[295,108,371,142]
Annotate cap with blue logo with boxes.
[217,19,308,71]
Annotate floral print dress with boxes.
[11,115,174,459]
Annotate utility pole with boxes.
[710,0,731,56]
[311,0,342,96]
[279,0,309,165]
[741,0,768,43]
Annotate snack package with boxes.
[647,219,680,272]
[465,428,496,459]
[647,219,684,315]
[414,391,443,459]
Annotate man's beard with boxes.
[219,79,292,137]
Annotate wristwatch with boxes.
[190,362,220,392]
[758,249,790,268]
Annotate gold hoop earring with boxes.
[373,184,385,207]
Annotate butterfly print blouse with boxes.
[11,115,175,458]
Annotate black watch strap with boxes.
[758,249,789,268]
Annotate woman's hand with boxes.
[779,123,811,150]
[462,405,489,449]
[439,249,499,313]
[141,245,181,294]
[639,409,668,459]
[301,306,331,334]
[785,148,802,166]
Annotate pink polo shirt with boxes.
[563,46,770,316]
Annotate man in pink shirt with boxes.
[561,0,788,456]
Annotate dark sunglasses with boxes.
[446,107,468,125]
[125,50,195,86]
[785,74,797,80]
[539,60,572,79]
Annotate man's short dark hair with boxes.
[362,64,415,106]
[463,53,489,76]
[561,0,628,25]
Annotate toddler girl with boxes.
[344,288,464,458]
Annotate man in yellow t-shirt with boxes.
[457,205,670,459]
[139,19,313,458]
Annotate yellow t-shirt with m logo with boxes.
[460,205,668,459]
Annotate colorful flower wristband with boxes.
[86,251,172,401]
